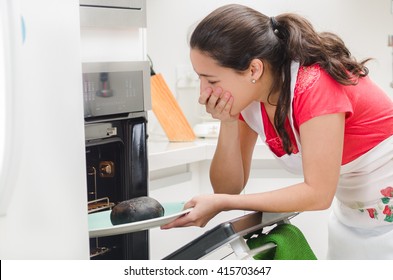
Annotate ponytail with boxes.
[275,13,369,83]
[271,13,369,153]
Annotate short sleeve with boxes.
[292,65,353,128]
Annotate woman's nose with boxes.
[199,80,214,93]
[199,79,207,90]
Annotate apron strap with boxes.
[288,61,301,152]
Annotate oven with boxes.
[82,61,151,260]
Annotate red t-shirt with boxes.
[240,64,393,165]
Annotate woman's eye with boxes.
[208,80,218,85]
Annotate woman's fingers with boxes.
[198,87,235,121]
[206,87,222,110]
[215,91,231,114]
[198,87,213,105]
[160,211,194,229]
[161,194,222,230]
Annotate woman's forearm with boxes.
[210,121,245,194]
[218,181,334,213]
[161,180,335,230]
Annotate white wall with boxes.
[146,0,393,131]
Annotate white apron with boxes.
[241,61,393,259]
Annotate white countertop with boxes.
[148,136,274,172]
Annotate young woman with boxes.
[162,4,393,259]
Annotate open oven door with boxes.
[88,208,298,260]
[163,211,299,260]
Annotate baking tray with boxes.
[88,202,191,238]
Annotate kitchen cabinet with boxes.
[148,138,330,260]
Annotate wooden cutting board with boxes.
[151,73,196,141]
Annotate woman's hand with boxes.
[199,87,237,122]
[161,194,226,229]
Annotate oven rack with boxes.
[88,197,115,214]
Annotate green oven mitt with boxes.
[246,223,317,260]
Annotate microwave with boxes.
[82,61,151,120]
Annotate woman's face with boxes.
[190,49,262,116]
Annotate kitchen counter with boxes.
[148,137,274,172]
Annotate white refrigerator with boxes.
[0,0,89,259]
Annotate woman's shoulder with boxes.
[292,63,351,127]
[295,64,336,96]
[295,64,321,95]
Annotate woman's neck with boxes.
[257,65,280,105]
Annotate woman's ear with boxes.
[249,59,264,81]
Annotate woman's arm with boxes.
[162,112,345,228]
[226,112,345,212]
[210,120,258,194]
[198,86,258,194]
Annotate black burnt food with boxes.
[110,196,165,225]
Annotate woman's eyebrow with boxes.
[198,73,217,78]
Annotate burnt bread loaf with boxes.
[110,196,165,225]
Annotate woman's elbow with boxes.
[210,174,246,194]
[212,184,244,195]
[315,199,333,211]
[313,190,335,210]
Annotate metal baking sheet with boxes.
[88,202,190,238]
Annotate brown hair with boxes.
[190,4,369,154]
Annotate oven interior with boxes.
[85,117,149,260]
